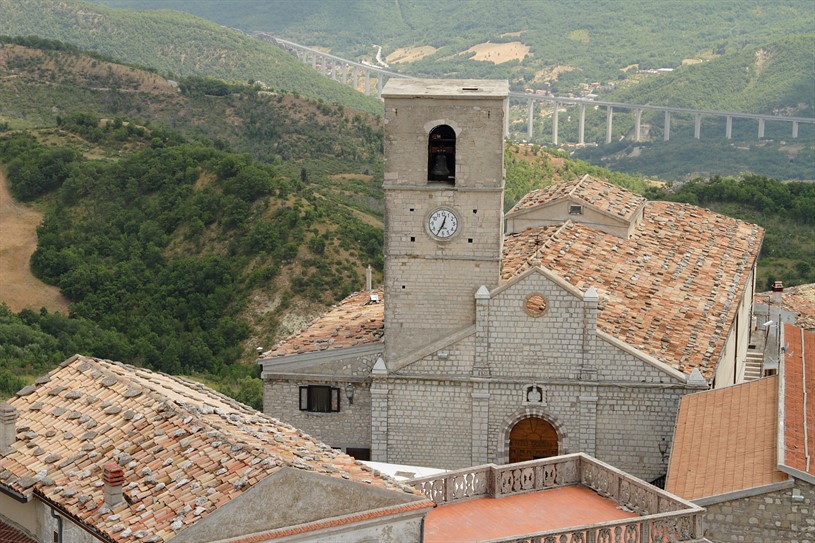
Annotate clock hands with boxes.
[437,215,447,235]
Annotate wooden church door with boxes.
[509,417,559,463]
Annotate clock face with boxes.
[427,208,459,239]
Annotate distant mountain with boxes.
[89,0,815,102]
[609,35,815,115]
[0,0,382,114]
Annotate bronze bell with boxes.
[429,154,450,178]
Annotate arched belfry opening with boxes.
[427,125,456,183]
[508,416,559,463]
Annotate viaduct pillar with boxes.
[634,108,642,142]
[606,106,614,144]
[726,116,732,139]
[364,69,370,95]
[578,104,586,145]
[527,99,534,140]
[793,121,799,138]
[758,118,765,139]
[551,102,559,145]
[664,111,671,141]
[694,113,702,139]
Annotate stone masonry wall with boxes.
[703,479,815,543]
[383,378,474,469]
[486,272,586,379]
[262,353,376,452]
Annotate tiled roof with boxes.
[268,187,761,380]
[507,175,646,220]
[756,283,815,331]
[0,355,420,543]
[665,377,786,501]
[0,519,37,543]
[782,323,815,477]
[502,201,763,378]
[262,289,384,358]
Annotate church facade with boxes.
[259,80,763,481]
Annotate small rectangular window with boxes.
[569,204,583,215]
[299,385,340,412]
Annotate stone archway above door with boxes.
[509,416,559,463]
[497,407,569,465]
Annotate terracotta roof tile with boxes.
[270,185,761,381]
[0,356,419,543]
[502,201,763,379]
[665,376,786,500]
[507,175,646,220]
[782,323,815,477]
[262,289,384,357]
[0,519,37,543]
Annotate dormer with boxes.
[505,175,646,239]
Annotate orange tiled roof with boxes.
[782,323,815,477]
[0,356,419,543]
[507,175,646,220]
[665,377,786,501]
[0,519,37,543]
[263,289,384,357]
[269,189,760,380]
[502,201,763,378]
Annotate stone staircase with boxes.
[743,350,764,381]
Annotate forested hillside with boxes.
[1,40,813,404]
[0,0,382,114]
[92,0,815,98]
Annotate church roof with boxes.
[501,200,763,378]
[263,182,761,380]
[263,288,384,358]
[0,355,421,542]
[507,175,646,221]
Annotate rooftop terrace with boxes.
[412,453,705,543]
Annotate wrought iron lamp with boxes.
[345,383,355,405]
[659,437,670,463]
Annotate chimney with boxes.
[103,463,125,507]
[771,280,784,306]
[0,403,17,455]
[366,265,372,292]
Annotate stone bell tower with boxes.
[381,79,509,366]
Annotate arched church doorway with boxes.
[508,417,559,463]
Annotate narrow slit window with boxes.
[428,125,456,183]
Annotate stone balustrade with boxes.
[410,453,705,543]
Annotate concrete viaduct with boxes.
[261,34,815,146]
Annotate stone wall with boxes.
[703,479,815,543]
[262,353,377,452]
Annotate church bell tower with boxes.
[381,79,509,365]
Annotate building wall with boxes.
[275,513,424,543]
[703,479,815,543]
[0,493,37,536]
[713,265,756,388]
[380,378,474,469]
[263,379,372,452]
[506,201,636,239]
[374,270,693,478]
[383,89,506,363]
[262,353,377,452]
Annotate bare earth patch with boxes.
[463,41,530,64]
[533,65,578,84]
[386,46,437,64]
[0,171,69,313]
